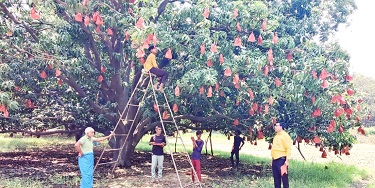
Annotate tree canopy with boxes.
[0,0,366,165]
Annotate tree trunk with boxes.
[117,136,136,167]
[111,75,147,167]
[108,70,152,167]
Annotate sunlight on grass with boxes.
[0,177,45,188]
[0,134,73,152]
[0,175,81,188]
[137,133,370,188]
[365,126,375,135]
[48,174,81,186]
[0,132,372,188]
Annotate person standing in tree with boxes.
[271,122,292,188]
[143,46,169,92]
[230,130,245,168]
[74,127,114,188]
[149,126,166,181]
[191,130,204,183]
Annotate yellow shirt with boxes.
[271,130,292,160]
[143,53,158,71]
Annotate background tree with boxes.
[0,0,365,166]
[353,74,374,126]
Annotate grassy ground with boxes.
[138,133,371,188]
[365,126,375,135]
[0,134,72,152]
[0,133,373,188]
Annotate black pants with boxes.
[230,149,240,167]
[150,67,168,85]
[272,157,289,188]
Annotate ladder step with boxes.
[121,119,134,124]
[162,120,174,123]
[104,148,121,152]
[141,70,156,76]
[121,119,134,121]
[128,104,140,107]
[112,134,128,136]
[97,161,118,166]
[135,88,147,92]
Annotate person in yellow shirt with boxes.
[144,46,169,92]
[270,122,292,188]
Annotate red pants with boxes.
[191,159,202,182]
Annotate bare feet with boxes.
[158,83,164,93]
[152,83,159,91]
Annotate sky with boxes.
[335,0,375,78]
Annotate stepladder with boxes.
[94,70,203,188]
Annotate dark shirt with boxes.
[233,135,244,150]
[191,140,204,160]
[150,134,166,155]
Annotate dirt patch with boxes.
[0,145,80,187]
[1,132,374,187]
[104,153,269,188]
[0,145,269,188]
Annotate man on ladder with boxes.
[144,45,169,92]
[94,45,202,187]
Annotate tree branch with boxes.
[0,128,82,135]
[173,114,225,122]
[97,32,115,65]
[176,123,226,131]
[59,75,109,116]
[296,142,307,161]
[155,0,173,22]
[53,0,103,71]
[135,117,153,140]
[202,96,251,127]
[109,0,119,10]
[0,3,39,42]
[52,0,116,116]
[83,41,95,66]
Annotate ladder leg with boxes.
[94,72,152,174]
[150,77,202,188]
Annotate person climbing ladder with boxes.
[143,45,169,92]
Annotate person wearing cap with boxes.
[230,129,245,168]
[191,130,204,182]
[271,122,292,188]
[143,45,169,92]
[74,127,114,188]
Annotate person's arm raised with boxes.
[93,131,114,142]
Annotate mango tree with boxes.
[0,0,364,166]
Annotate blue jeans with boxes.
[78,152,94,188]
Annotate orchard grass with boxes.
[0,178,45,188]
[364,126,375,135]
[0,175,82,188]
[0,134,73,152]
[0,133,373,188]
[139,133,372,188]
